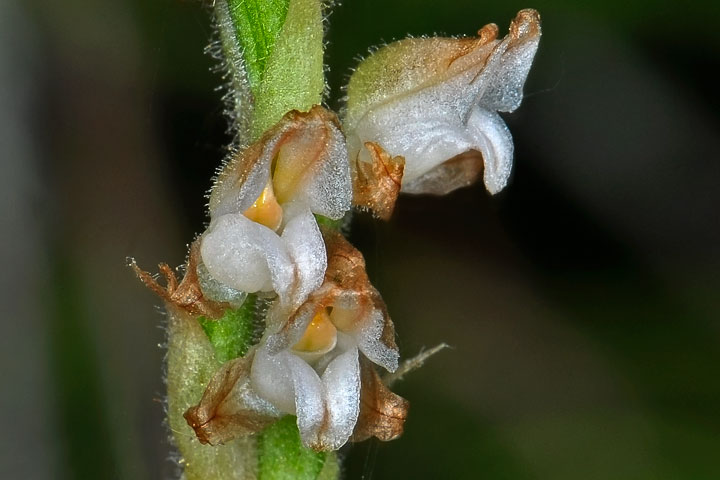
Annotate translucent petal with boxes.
[354,308,399,373]
[466,107,514,194]
[211,106,351,219]
[200,213,294,295]
[280,202,327,309]
[478,10,541,112]
[276,120,352,220]
[344,33,499,132]
[316,335,361,450]
[196,261,248,308]
[250,345,324,425]
[209,148,272,219]
[350,110,475,186]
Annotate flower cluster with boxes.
[135,9,540,452]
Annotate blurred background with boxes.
[2,0,719,478]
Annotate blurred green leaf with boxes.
[49,252,122,479]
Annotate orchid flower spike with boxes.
[200,106,352,310]
[344,9,541,205]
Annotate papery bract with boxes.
[344,9,541,198]
[184,353,281,446]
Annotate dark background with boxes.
[2,0,719,478]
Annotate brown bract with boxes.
[352,142,405,220]
[352,357,409,442]
[324,229,398,355]
[131,241,226,318]
[183,354,278,445]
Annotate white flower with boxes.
[344,9,541,196]
[200,106,352,310]
[249,230,403,451]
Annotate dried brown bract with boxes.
[351,142,405,220]
[131,241,226,318]
[184,354,280,445]
[352,357,409,442]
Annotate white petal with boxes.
[250,345,324,428]
[264,288,326,354]
[479,15,541,112]
[331,292,399,373]
[289,122,352,220]
[347,54,488,186]
[316,335,361,450]
[355,309,399,373]
[209,150,272,219]
[200,213,295,295]
[353,108,473,186]
[466,107,514,194]
[280,203,327,310]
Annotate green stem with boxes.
[166,306,258,480]
[167,1,337,478]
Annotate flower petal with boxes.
[353,307,399,373]
[250,344,324,420]
[200,213,295,297]
[347,93,478,186]
[280,202,327,310]
[322,230,399,372]
[313,335,361,450]
[273,107,352,220]
[478,9,541,112]
[252,343,350,451]
[344,24,500,133]
[401,150,484,195]
[466,107,514,194]
[265,283,337,354]
[209,140,273,219]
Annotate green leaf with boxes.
[250,0,325,138]
[217,0,325,140]
[258,416,327,480]
[199,294,259,363]
[226,0,290,91]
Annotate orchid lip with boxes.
[291,308,339,362]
